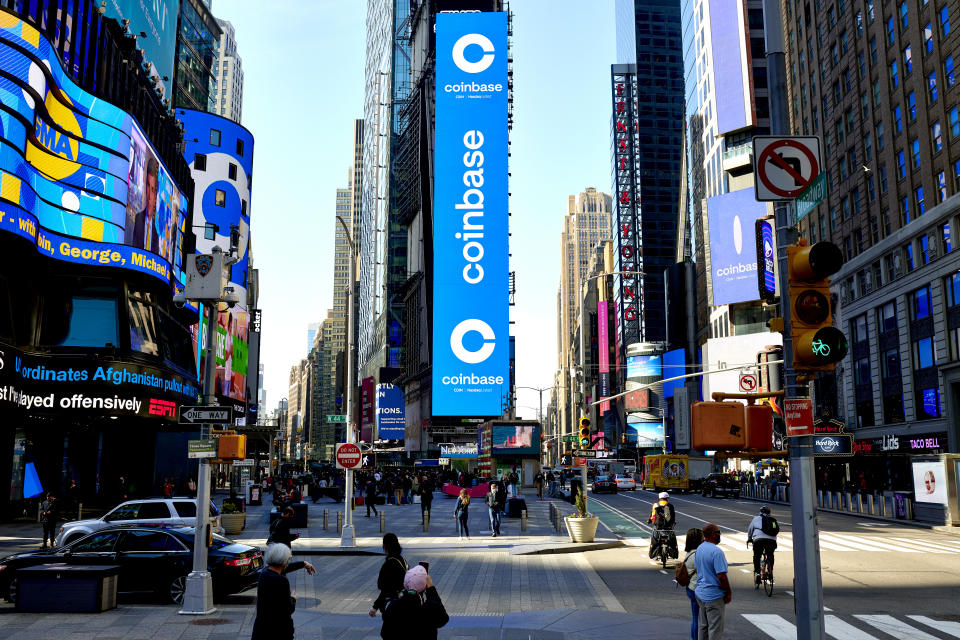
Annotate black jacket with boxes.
[268,517,298,547]
[485,490,505,510]
[372,554,407,611]
[380,586,450,640]
[251,569,296,640]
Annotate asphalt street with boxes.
[584,486,960,639]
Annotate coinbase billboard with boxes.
[707,188,768,306]
[432,12,509,417]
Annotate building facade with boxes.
[173,0,221,112]
[211,19,244,123]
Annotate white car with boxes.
[55,497,222,547]
[614,474,637,490]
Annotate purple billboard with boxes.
[708,188,769,306]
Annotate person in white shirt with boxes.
[746,505,778,584]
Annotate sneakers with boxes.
[458,536,463,541]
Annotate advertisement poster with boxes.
[360,377,375,443]
[376,383,405,440]
[107,0,178,99]
[707,188,768,306]
[598,300,610,412]
[491,425,539,455]
[432,12,510,416]
[913,461,948,504]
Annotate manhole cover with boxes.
[190,618,231,626]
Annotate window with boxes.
[901,1,909,27]
[925,23,934,53]
[905,45,913,74]
[930,72,939,103]
[209,129,221,146]
[908,91,917,119]
[943,223,952,252]
[903,196,912,225]
[946,56,955,87]
[861,92,869,119]
[880,164,888,191]
[891,59,899,87]
[941,5,951,35]
[136,502,172,519]
[916,387,941,418]
[174,502,198,517]
[882,346,902,377]
[834,80,842,104]
[933,121,943,151]
[888,16,896,43]
[118,530,186,552]
[70,532,120,552]
[871,35,879,63]
[920,233,930,262]
[832,43,840,65]
[40,291,119,348]
[951,107,960,137]
[956,159,960,189]
[897,149,906,178]
[894,105,903,132]
[841,31,849,54]
[838,119,846,145]
[873,78,882,106]
[236,138,244,156]
[939,171,948,201]
[857,10,864,35]
[241,200,248,217]
[865,131,873,159]
[194,153,207,171]
[877,121,886,150]
[912,138,921,167]
[914,336,937,369]
[843,195,851,218]
[867,0,875,21]
[912,285,932,319]
[215,189,226,206]
[878,301,897,332]
[228,163,237,180]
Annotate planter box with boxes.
[564,515,599,543]
[221,512,245,535]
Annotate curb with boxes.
[509,540,625,555]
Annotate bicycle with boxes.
[747,540,775,596]
[652,528,677,569]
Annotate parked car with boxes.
[55,497,222,547]
[0,525,261,604]
[592,475,618,494]
[701,473,740,498]
[614,474,636,491]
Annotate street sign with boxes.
[179,406,233,425]
[813,433,853,456]
[187,439,217,459]
[326,415,347,423]
[794,172,828,223]
[784,398,815,436]
[335,442,362,469]
[572,449,597,458]
[231,459,254,467]
[739,373,758,392]
[753,136,822,201]
[562,434,577,444]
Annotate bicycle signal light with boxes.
[579,417,591,448]
[786,240,848,371]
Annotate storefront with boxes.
[439,443,479,473]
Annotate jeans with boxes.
[686,588,699,640]
[696,596,725,640]
[366,497,378,516]
[421,501,431,522]
[488,507,501,535]
[42,522,57,547]
[457,514,470,538]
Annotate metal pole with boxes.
[180,299,219,615]
[763,0,824,636]
[338,216,356,547]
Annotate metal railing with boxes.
[739,484,914,520]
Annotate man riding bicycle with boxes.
[647,491,678,559]
[747,505,779,584]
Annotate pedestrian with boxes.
[454,488,470,541]
[694,523,731,639]
[370,533,408,618]
[403,474,413,504]
[380,565,450,639]
[366,479,379,517]
[485,482,504,537]
[534,471,544,499]
[681,528,704,640]
[267,507,299,548]
[420,479,433,525]
[393,477,403,506]
[250,543,316,640]
[40,493,59,549]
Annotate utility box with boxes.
[217,434,247,460]
[184,252,228,300]
[745,404,774,450]
[692,402,745,450]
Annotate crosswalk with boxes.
[713,531,960,556]
[743,613,960,639]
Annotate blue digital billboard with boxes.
[707,188,768,306]
[376,383,406,440]
[661,348,686,399]
[709,0,749,134]
[106,0,178,100]
[0,16,187,287]
[432,12,510,416]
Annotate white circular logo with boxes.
[450,319,496,364]
[733,215,743,255]
[452,33,495,73]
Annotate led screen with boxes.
[106,0,178,100]
[492,425,539,454]
[708,188,768,306]
[432,12,510,416]
[0,16,186,286]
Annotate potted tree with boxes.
[220,493,245,535]
[564,491,599,542]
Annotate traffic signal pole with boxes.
[764,0,826,636]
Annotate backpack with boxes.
[675,551,695,587]
[760,514,779,536]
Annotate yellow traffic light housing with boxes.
[579,417,591,448]
[787,240,848,371]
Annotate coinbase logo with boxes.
[450,319,495,364]
[452,33,495,73]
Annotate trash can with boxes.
[16,564,120,613]
[507,497,527,518]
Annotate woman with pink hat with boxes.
[380,564,449,639]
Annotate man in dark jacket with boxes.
[380,566,449,640]
[419,478,433,524]
[485,483,504,537]
[40,493,59,549]
[268,507,299,548]
[366,479,379,517]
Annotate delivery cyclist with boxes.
[747,505,779,584]
[648,491,678,559]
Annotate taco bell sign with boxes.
[432,12,510,417]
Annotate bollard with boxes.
[78,502,83,520]
[856,493,864,513]
[423,512,430,533]
[868,494,875,515]
[879,495,886,517]
[37,503,41,523]
[816,490,822,508]
[521,509,527,533]
[324,509,328,531]
[337,511,343,534]
[380,511,385,533]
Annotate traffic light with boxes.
[786,240,848,371]
[579,417,591,448]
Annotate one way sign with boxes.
[179,405,233,425]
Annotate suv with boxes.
[701,473,740,498]
[55,498,222,547]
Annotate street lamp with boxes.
[336,215,357,548]
[516,384,566,465]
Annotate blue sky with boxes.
[220,1,615,417]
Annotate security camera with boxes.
[173,290,187,309]
[222,288,240,309]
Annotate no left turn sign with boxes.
[753,136,822,201]
[739,373,758,392]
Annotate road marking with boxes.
[907,615,960,638]
[659,569,668,575]
[742,614,796,639]
[824,615,881,639]
[590,497,654,535]
[823,533,918,553]
[818,533,891,553]
[620,492,751,534]
[629,488,794,526]
[786,590,794,596]
[854,615,940,639]
[740,568,752,573]
[890,536,960,554]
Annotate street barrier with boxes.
[380,511,385,533]
[521,509,527,532]
[336,511,342,534]
[424,512,430,533]
[323,509,328,530]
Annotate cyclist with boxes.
[647,491,678,559]
[747,505,779,584]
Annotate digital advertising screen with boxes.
[492,425,539,454]
[0,15,187,286]
[707,188,768,306]
[912,461,948,504]
[432,11,510,417]
[106,0,178,100]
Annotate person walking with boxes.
[40,493,59,549]
[419,478,433,525]
[485,483,503,537]
[454,489,470,541]
[366,479,379,518]
[681,528,704,640]
[370,533,408,618]
[250,543,316,640]
[268,507,299,548]
[393,476,403,506]
[694,523,731,639]
[380,565,450,639]
[403,474,413,505]
[534,471,544,499]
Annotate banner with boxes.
[376,383,405,440]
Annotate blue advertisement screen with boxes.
[662,348,686,399]
[432,12,510,416]
[627,355,661,380]
[376,383,405,440]
[708,188,768,306]
[760,218,776,297]
[107,0,178,100]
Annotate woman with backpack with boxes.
[454,488,471,541]
[675,527,704,640]
[369,533,408,618]
[380,565,450,639]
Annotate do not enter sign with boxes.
[335,442,362,469]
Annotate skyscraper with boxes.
[211,19,244,123]
[173,0,221,112]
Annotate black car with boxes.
[0,525,262,605]
[592,475,618,494]
[701,473,740,498]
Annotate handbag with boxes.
[675,551,695,587]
